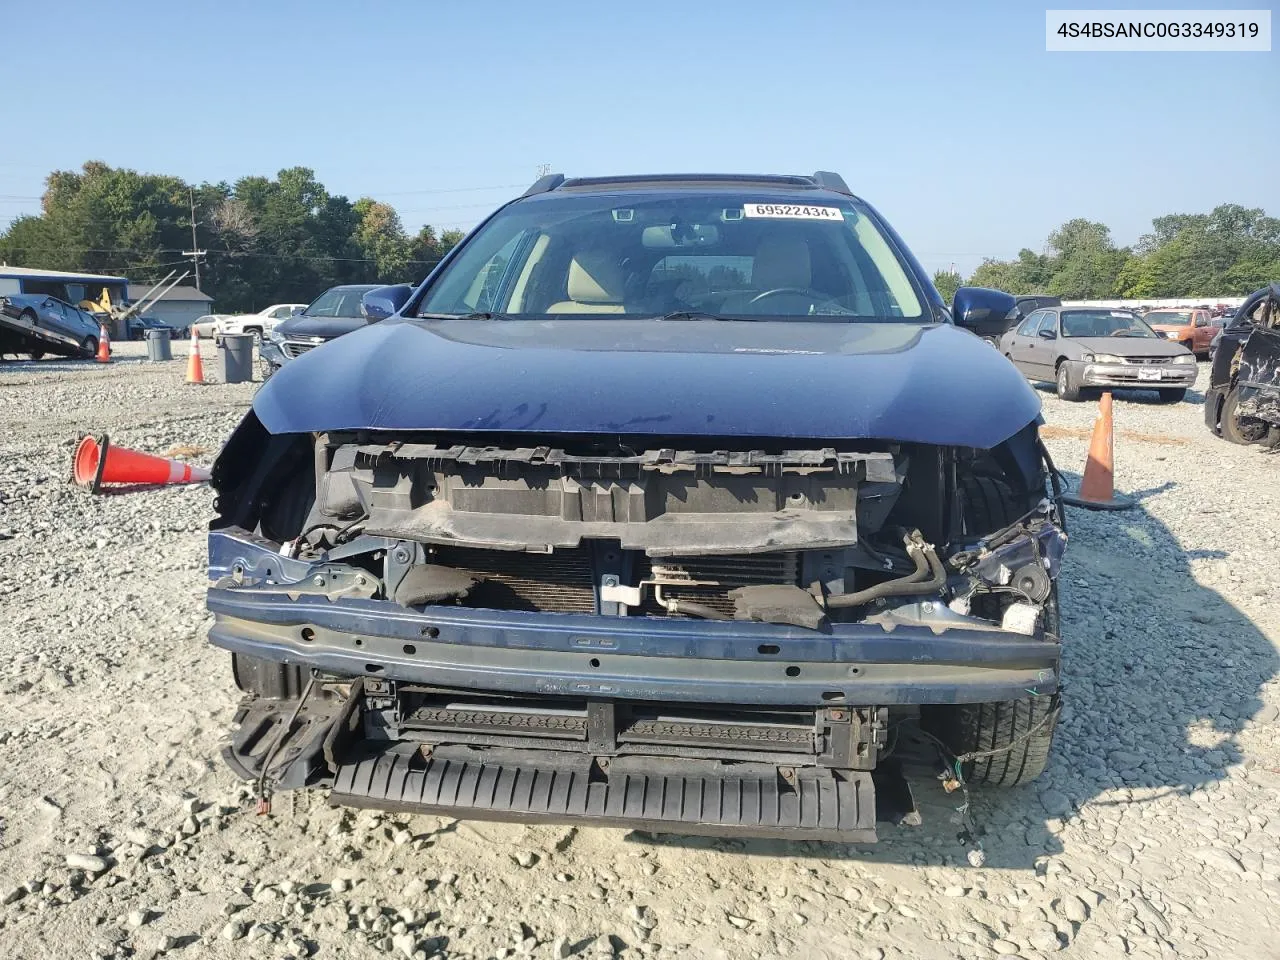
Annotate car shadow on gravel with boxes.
[635,475,1278,870]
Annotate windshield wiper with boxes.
[654,311,760,322]
[417,311,515,321]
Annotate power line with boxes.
[1,244,447,265]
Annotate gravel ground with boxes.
[1,342,1278,960]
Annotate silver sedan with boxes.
[1000,306,1197,402]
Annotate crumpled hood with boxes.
[252,318,1042,448]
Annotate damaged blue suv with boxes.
[207,173,1066,842]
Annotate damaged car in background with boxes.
[207,172,1067,842]
[1205,283,1280,447]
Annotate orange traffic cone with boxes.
[1062,392,1134,511]
[186,328,205,384]
[95,322,111,363]
[72,434,211,493]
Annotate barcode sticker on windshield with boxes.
[742,203,844,221]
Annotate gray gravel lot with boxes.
[1,341,1278,960]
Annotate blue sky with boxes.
[1,0,1276,275]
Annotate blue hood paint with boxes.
[252,318,1041,448]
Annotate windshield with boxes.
[416,191,926,322]
[304,287,374,318]
[1061,309,1157,339]
[1144,311,1192,325]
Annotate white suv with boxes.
[215,303,306,344]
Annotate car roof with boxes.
[518,171,859,203]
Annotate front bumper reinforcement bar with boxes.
[208,586,1059,707]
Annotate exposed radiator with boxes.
[419,547,800,617]
[636,552,800,618]
[428,545,597,613]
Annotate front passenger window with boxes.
[1035,314,1058,337]
[1016,311,1043,336]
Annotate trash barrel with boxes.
[221,333,254,384]
[144,328,172,362]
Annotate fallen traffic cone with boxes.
[186,328,205,384]
[95,323,111,363]
[1062,392,1134,511]
[72,434,211,493]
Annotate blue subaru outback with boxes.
[207,173,1065,842]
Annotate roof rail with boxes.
[560,173,813,191]
[521,173,565,197]
[811,171,851,195]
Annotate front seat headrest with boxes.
[752,237,812,291]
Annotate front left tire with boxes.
[922,474,1060,787]
[1055,361,1081,401]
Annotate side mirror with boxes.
[290,306,305,316]
[952,286,1019,340]
[361,284,413,322]
[1038,327,1057,340]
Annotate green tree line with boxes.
[0,162,469,312]
[949,204,1280,301]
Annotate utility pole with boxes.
[183,187,206,291]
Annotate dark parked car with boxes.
[0,293,101,359]
[125,316,180,341]
[956,294,1060,348]
[208,172,1067,843]
[1014,294,1062,318]
[259,284,385,377]
[1000,305,1196,402]
[1204,283,1280,445]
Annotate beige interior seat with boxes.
[546,252,628,314]
[720,237,813,312]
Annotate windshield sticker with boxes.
[742,203,843,221]
[1111,311,1133,317]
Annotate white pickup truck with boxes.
[215,303,306,344]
